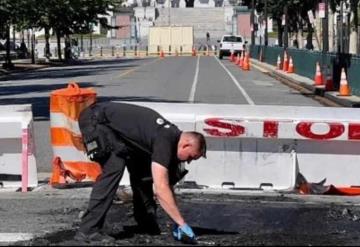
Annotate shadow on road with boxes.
[0,92,188,120]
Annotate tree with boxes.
[0,0,23,68]
[1,0,122,64]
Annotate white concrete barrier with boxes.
[121,102,360,190]
[0,105,37,191]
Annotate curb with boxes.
[251,59,360,108]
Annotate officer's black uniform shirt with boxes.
[101,102,181,170]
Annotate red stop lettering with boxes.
[296,122,345,140]
[263,121,279,138]
[204,118,245,137]
[349,123,360,140]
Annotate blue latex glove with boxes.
[172,223,196,243]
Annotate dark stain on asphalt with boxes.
[12,193,360,246]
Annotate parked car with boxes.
[217,35,247,59]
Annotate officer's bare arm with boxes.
[151,162,186,226]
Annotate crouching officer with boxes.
[74,102,207,243]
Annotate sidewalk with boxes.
[0,57,95,77]
[0,60,50,76]
[251,59,360,108]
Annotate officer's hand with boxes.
[172,223,196,244]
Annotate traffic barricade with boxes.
[50,82,101,187]
[120,102,360,191]
[0,104,37,192]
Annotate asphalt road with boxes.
[0,56,323,173]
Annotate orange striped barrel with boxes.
[50,82,101,186]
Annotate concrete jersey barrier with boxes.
[118,102,360,190]
[0,104,37,191]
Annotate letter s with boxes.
[203,118,245,137]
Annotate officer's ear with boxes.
[181,142,192,150]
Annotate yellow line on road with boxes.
[117,58,161,78]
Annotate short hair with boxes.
[186,131,207,158]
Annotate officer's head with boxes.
[177,131,206,164]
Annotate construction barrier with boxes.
[50,82,101,187]
[0,104,37,191]
[120,102,360,190]
[148,26,193,55]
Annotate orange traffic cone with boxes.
[287,56,294,73]
[325,66,334,91]
[235,54,240,65]
[229,51,235,62]
[276,55,282,70]
[247,52,251,69]
[338,68,351,96]
[314,62,324,86]
[239,51,244,68]
[283,51,289,72]
[243,52,250,71]
[160,50,165,58]
[192,47,196,56]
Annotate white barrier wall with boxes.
[0,105,37,191]
[121,102,360,190]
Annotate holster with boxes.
[80,105,129,162]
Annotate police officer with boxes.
[74,102,207,243]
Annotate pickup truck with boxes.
[217,35,247,59]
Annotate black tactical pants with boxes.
[127,153,160,235]
[79,152,126,234]
[78,104,159,235]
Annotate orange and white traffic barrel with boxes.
[49,82,101,187]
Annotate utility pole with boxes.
[31,30,35,64]
[283,4,288,48]
[251,0,255,45]
[168,0,171,26]
[339,1,344,53]
[264,0,268,46]
[322,0,329,52]
[89,26,93,57]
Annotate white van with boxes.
[217,35,247,59]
